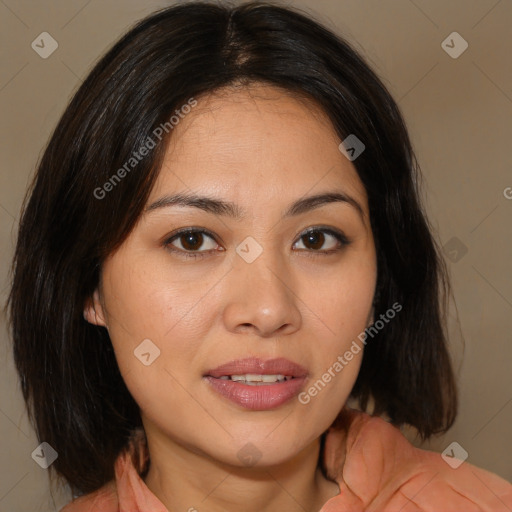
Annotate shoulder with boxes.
[60,481,118,512]
[322,407,512,511]
[60,428,148,512]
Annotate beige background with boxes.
[1,0,511,510]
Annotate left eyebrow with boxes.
[283,192,364,221]
[145,191,364,221]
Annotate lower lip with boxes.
[204,376,307,410]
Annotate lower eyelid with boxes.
[164,228,349,255]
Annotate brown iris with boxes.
[180,232,204,251]
[302,231,325,250]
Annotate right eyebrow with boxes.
[145,191,364,222]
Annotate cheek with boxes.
[297,255,374,397]
[103,249,216,339]
[301,257,376,341]
[297,324,364,424]
[103,260,224,364]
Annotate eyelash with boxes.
[162,226,351,260]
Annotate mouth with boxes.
[216,374,295,385]
[204,357,308,379]
[203,358,308,410]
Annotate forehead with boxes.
[151,83,369,218]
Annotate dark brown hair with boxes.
[7,0,457,496]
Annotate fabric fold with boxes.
[61,407,512,512]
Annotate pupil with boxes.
[305,231,324,250]
[182,232,202,250]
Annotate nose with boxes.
[222,250,302,338]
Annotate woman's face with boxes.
[87,84,377,467]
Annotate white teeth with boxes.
[227,374,289,384]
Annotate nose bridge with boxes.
[223,237,302,336]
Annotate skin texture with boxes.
[84,83,377,512]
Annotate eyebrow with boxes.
[145,191,364,221]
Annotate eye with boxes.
[293,228,350,254]
[163,226,350,260]
[163,228,220,258]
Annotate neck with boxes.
[142,427,340,512]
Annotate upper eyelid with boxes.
[165,226,348,250]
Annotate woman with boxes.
[7,2,512,511]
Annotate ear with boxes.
[368,286,379,326]
[367,305,375,327]
[83,289,108,327]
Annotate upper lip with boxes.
[205,357,308,378]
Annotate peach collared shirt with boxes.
[61,408,512,511]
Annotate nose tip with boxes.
[237,314,297,338]
[223,256,302,338]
